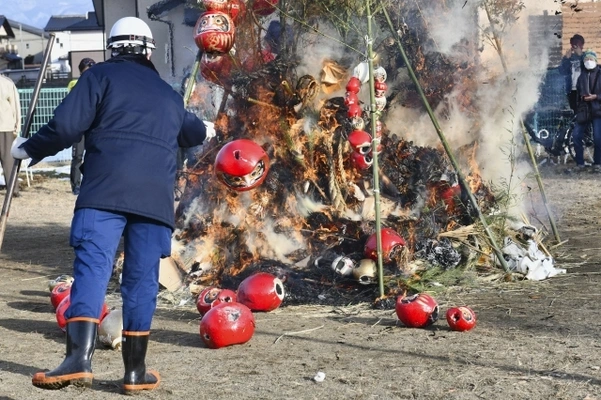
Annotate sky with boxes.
[2,0,94,29]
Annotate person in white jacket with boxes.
[0,75,21,196]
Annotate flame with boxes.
[466,143,483,193]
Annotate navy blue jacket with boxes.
[559,53,584,93]
[23,55,207,229]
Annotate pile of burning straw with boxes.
[155,0,554,307]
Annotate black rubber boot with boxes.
[32,318,98,390]
[122,331,160,395]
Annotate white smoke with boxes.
[382,0,558,218]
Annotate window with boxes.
[25,44,29,49]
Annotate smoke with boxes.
[176,1,563,277]
[381,0,558,218]
[423,1,480,55]
[295,23,349,80]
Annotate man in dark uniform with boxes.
[11,16,215,394]
[559,34,586,114]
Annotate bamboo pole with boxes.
[379,5,511,272]
[183,51,201,107]
[481,1,561,244]
[365,1,386,298]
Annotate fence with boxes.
[18,87,71,162]
[526,68,574,151]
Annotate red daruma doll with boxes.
[193,11,235,54]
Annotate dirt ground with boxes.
[1,161,601,400]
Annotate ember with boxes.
[168,0,554,307]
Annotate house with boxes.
[6,19,51,67]
[0,15,19,70]
[92,0,201,85]
[44,12,104,77]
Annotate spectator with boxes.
[68,58,96,195]
[0,74,21,196]
[559,34,586,114]
[11,17,215,394]
[572,50,601,171]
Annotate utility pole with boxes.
[19,24,24,70]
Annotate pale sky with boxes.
[2,0,94,29]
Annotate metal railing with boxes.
[17,87,71,162]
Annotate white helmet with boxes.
[106,17,156,53]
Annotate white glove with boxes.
[204,121,216,140]
[11,136,29,160]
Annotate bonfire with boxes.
[158,0,561,307]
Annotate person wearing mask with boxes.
[68,58,96,195]
[572,50,601,171]
[0,74,21,196]
[11,17,215,394]
[559,34,586,114]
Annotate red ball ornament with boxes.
[50,282,71,310]
[252,0,278,16]
[214,139,270,191]
[210,289,237,308]
[237,272,285,312]
[193,11,235,54]
[441,184,462,209]
[200,302,255,349]
[347,103,362,119]
[99,302,109,322]
[374,120,383,138]
[347,129,372,154]
[227,0,245,23]
[446,306,476,332]
[202,0,228,11]
[344,91,359,107]
[196,287,237,316]
[346,77,361,94]
[202,0,245,23]
[350,151,373,170]
[200,53,232,85]
[395,293,439,328]
[364,228,406,262]
[56,295,71,332]
[196,287,220,315]
[56,296,108,332]
[374,81,388,97]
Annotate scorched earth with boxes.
[0,164,600,400]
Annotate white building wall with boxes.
[51,32,71,61]
[49,31,103,72]
[69,31,104,52]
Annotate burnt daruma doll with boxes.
[214,139,270,191]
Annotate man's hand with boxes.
[204,121,216,140]
[10,137,29,160]
[583,94,598,102]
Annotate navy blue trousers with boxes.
[572,117,601,166]
[65,208,171,331]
